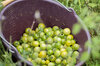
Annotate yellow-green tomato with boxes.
[27,58,32,62]
[25,28,32,34]
[35,58,42,64]
[22,44,30,49]
[72,44,80,50]
[61,51,67,58]
[54,50,60,57]
[62,59,67,65]
[27,36,34,42]
[55,58,61,64]
[48,62,55,66]
[23,33,28,37]
[40,43,46,50]
[46,37,53,44]
[21,36,28,43]
[47,50,53,55]
[34,47,40,52]
[17,45,23,52]
[72,51,79,58]
[63,28,71,35]
[39,51,46,58]
[31,41,39,47]
[41,60,45,65]
[66,35,73,40]
[65,40,72,46]
[38,23,45,29]
[71,40,76,45]
[13,41,20,46]
[53,26,59,31]
[32,52,38,59]
[50,55,56,62]
[45,60,50,64]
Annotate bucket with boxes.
[0,0,91,66]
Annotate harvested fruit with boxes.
[13,23,80,66]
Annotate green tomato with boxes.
[65,40,72,46]
[41,35,46,41]
[66,35,73,40]
[32,41,39,47]
[47,50,53,55]
[54,49,60,57]
[46,31,54,37]
[55,58,61,64]
[63,28,71,35]
[26,48,31,52]
[55,42,61,49]
[38,23,45,29]
[54,36,61,43]
[25,28,32,34]
[66,56,72,63]
[53,26,59,31]
[72,44,80,50]
[50,55,56,62]
[48,62,55,66]
[34,33,39,39]
[35,28,39,33]
[47,45,52,50]
[72,51,79,58]
[41,60,46,64]
[54,30,61,36]
[40,32,45,37]
[37,38,42,42]
[35,58,42,64]
[34,47,40,52]
[57,64,62,66]
[27,36,34,42]
[13,41,20,46]
[39,51,47,58]
[30,30,35,36]
[46,37,53,44]
[17,45,23,52]
[52,43,56,48]
[32,52,38,59]
[66,47,73,52]
[61,51,67,58]
[23,33,28,37]
[61,39,66,45]
[22,44,30,49]
[40,43,46,50]
[44,28,49,33]
[48,27,52,31]
[71,40,76,45]
[62,59,67,65]
[21,36,28,43]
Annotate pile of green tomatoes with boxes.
[13,23,80,66]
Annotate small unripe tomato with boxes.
[31,41,39,47]
[63,28,71,35]
[72,44,80,50]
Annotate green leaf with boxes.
[88,3,97,8]
[80,51,90,61]
[72,23,81,35]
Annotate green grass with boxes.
[0,0,100,66]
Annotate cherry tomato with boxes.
[23,33,28,37]
[46,37,53,44]
[62,59,67,65]
[45,60,50,64]
[72,51,79,58]
[72,44,80,50]
[55,58,61,64]
[44,28,49,33]
[48,62,55,66]
[41,60,45,64]
[17,45,23,52]
[34,47,40,52]
[47,45,52,50]
[55,42,61,49]
[38,23,45,29]
[65,40,72,46]
[61,51,67,58]
[40,32,45,37]
[35,58,42,64]
[27,36,34,42]
[54,36,61,43]
[25,28,32,34]
[50,55,56,62]
[40,43,46,50]
[71,40,76,45]
[54,49,60,57]
[39,51,46,58]
[53,26,59,31]
[63,28,71,35]
[47,50,53,55]
[13,41,20,46]
[31,41,39,47]
[66,35,73,40]
[32,52,38,59]
[21,36,28,43]
[54,30,61,36]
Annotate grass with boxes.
[0,0,100,66]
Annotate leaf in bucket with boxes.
[72,23,81,35]
[80,51,90,62]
